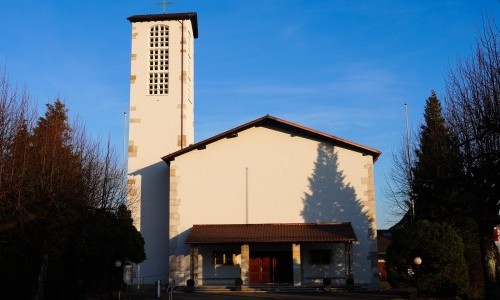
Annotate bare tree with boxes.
[445,19,500,298]
[0,70,37,231]
[81,137,129,210]
[0,71,143,299]
[384,139,414,225]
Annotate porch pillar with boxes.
[292,243,301,286]
[241,244,250,286]
[190,246,199,285]
[345,242,353,278]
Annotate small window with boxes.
[213,251,235,265]
[310,250,331,265]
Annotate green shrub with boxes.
[386,220,468,298]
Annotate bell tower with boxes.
[127,12,198,283]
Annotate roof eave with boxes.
[184,222,358,245]
[187,239,357,245]
[127,12,199,38]
[161,115,381,163]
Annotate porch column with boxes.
[292,243,301,286]
[190,246,199,285]
[241,244,250,286]
[345,242,353,278]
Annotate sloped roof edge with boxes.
[161,115,381,163]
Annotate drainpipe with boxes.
[180,20,185,149]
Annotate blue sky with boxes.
[1,0,498,228]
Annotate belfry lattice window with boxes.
[149,25,169,95]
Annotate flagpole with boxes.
[405,103,414,221]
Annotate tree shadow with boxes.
[301,143,375,284]
[129,161,170,282]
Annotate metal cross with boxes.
[155,0,174,14]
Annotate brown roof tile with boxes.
[185,223,357,245]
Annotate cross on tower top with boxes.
[155,0,174,14]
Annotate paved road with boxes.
[124,290,404,300]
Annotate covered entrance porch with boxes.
[185,222,357,287]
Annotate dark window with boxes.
[213,251,235,265]
[310,250,331,265]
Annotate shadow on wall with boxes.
[130,161,170,281]
[169,228,192,285]
[301,143,370,226]
[301,143,374,280]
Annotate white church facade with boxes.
[126,11,381,289]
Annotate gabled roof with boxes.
[127,12,198,38]
[185,223,357,245]
[162,115,381,162]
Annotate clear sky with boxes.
[1,0,498,228]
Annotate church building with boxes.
[126,11,381,290]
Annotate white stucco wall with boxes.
[168,126,378,287]
[127,17,195,283]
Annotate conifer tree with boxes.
[412,92,484,297]
[387,92,484,297]
[31,100,86,223]
[412,91,464,222]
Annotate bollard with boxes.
[154,280,161,298]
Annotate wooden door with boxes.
[250,251,293,284]
[249,256,271,284]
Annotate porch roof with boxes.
[185,222,357,245]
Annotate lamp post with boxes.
[413,256,422,292]
[114,260,122,300]
[123,260,133,299]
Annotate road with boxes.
[125,290,405,300]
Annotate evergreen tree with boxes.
[31,100,87,222]
[388,92,483,297]
[412,91,464,223]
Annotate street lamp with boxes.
[413,256,422,291]
[114,260,122,268]
[113,260,123,300]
